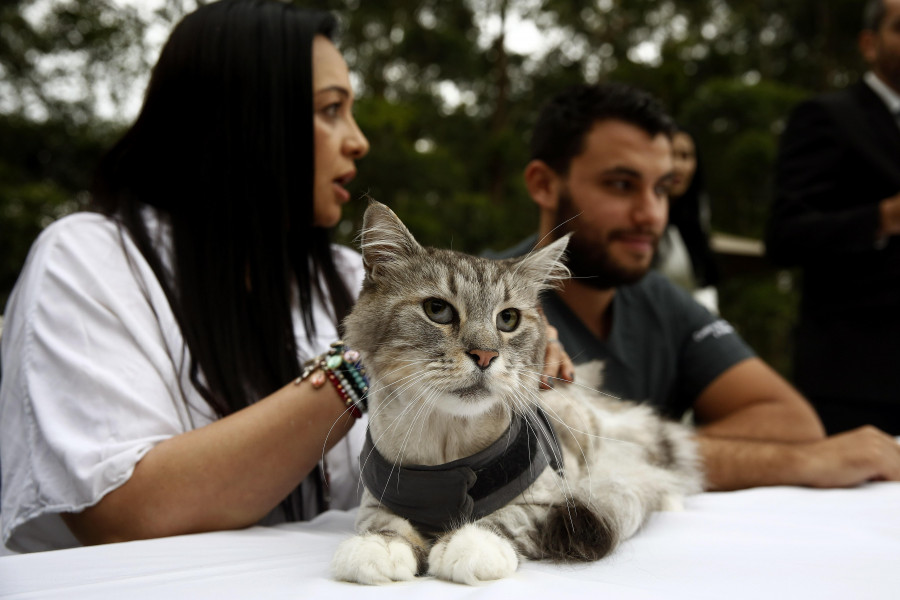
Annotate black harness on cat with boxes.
[359,407,564,534]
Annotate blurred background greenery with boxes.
[0,0,870,378]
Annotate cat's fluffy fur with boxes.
[331,202,703,585]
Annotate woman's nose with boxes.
[345,118,369,159]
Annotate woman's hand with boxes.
[540,323,575,389]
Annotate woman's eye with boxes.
[423,298,454,324]
[321,102,341,119]
[496,308,520,332]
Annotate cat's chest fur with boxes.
[367,404,510,465]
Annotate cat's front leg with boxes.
[427,523,519,584]
[332,496,428,585]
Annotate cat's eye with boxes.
[423,298,454,324]
[496,308,520,332]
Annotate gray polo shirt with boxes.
[489,237,754,419]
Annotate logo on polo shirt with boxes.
[692,319,735,342]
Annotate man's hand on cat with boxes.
[801,426,900,488]
[541,324,575,389]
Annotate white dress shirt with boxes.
[0,211,366,553]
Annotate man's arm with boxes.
[693,358,900,490]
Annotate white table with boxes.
[2,483,898,599]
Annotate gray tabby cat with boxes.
[331,201,703,585]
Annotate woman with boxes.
[0,0,370,553]
[0,0,570,553]
[656,128,720,312]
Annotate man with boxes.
[766,0,900,435]
[514,81,900,491]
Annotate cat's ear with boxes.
[359,200,422,277]
[515,234,571,289]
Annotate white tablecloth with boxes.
[1,483,898,599]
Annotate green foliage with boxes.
[678,77,809,238]
[718,270,800,377]
[0,114,120,305]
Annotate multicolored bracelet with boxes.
[294,341,369,419]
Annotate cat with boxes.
[331,201,703,585]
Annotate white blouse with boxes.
[0,212,367,553]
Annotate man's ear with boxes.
[859,30,877,65]
[524,160,562,212]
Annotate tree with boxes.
[0,0,873,377]
[0,0,202,306]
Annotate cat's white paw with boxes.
[660,493,686,512]
[332,532,419,585]
[427,524,519,584]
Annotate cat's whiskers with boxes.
[322,404,371,463]
[511,368,653,513]
[392,386,441,468]
[357,373,436,497]
[507,383,580,507]
[516,369,641,446]
[365,361,442,423]
[367,371,433,429]
[517,365,628,403]
[368,368,428,404]
[367,360,484,464]
[366,359,434,390]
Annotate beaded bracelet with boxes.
[294,341,369,419]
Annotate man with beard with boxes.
[767,0,900,436]
[501,81,900,490]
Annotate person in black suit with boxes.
[767,0,900,435]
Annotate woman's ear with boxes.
[524,160,561,212]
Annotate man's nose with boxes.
[633,187,667,227]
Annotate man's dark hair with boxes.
[863,0,886,31]
[530,82,676,175]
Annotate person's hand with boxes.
[877,191,900,238]
[800,426,900,488]
[540,323,575,390]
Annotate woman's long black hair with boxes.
[91,0,353,417]
[667,129,720,288]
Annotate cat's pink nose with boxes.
[468,349,499,370]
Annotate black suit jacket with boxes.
[767,81,900,426]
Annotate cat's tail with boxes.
[531,501,618,562]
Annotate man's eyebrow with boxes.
[600,166,675,185]
[657,171,676,184]
[601,166,642,178]
[315,85,350,98]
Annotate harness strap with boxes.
[360,407,563,533]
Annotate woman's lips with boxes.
[333,181,350,202]
[332,172,355,202]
